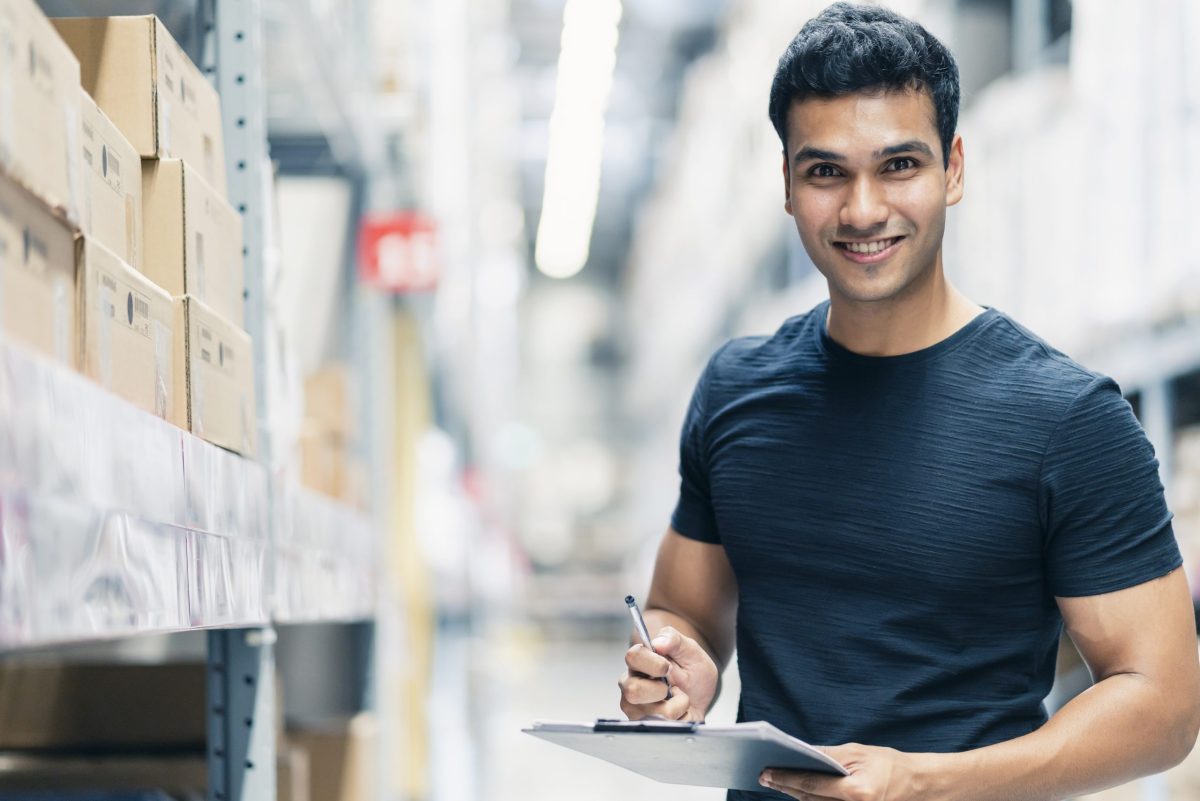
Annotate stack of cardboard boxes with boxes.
[0,0,83,367]
[0,0,255,457]
[0,660,311,800]
[301,364,368,507]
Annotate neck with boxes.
[825,263,983,357]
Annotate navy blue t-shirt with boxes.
[670,302,1180,800]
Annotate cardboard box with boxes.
[0,173,77,365]
[172,295,256,456]
[79,88,142,269]
[0,0,82,221]
[0,661,207,752]
[77,236,172,418]
[51,14,227,197]
[278,744,312,801]
[143,158,244,326]
[0,753,208,792]
[304,365,357,438]
[299,425,367,507]
[289,713,377,801]
[0,752,304,796]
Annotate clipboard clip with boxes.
[594,718,699,733]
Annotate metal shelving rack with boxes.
[1,2,388,801]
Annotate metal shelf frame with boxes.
[7,2,392,799]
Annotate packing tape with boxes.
[64,102,82,225]
[153,318,170,419]
[195,229,206,298]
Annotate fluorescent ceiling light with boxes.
[534,0,623,279]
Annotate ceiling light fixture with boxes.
[534,0,623,279]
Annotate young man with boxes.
[617,4,1200,800]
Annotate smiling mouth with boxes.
[834,236,904,254]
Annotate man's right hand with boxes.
[618,626,719,722]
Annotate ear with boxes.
[782,151,793,215]
[945,134,965,207]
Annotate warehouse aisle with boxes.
[469,629,740,801]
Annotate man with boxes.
[616,4,1200,800]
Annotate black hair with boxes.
[768,2,960,167]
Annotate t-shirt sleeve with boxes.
[1041,376,1181,597]
[670,349,723,544]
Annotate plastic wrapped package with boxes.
[0,339,269,647]
[272,482,376,623]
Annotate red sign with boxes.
[357,212,439,292]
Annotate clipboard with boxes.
[523,719,848,791]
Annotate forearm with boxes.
[920,673,1197,801]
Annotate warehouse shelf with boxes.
[0,337,377,650]
[0,338,271,650]
[272,483,377,624]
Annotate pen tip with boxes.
[624,595,635,606]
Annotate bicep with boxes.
[646,527,738,668]
[1057,567,1199,688]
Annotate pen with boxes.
[625,595,673,700]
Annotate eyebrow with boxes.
[792,139,935,165]
[792,146,845,165]
[874,140,935,160]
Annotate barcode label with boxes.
[134,297,149,319]
[108,152,120,176]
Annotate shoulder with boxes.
[978,311,1119,409]
[704,306,823,382]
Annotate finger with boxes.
[761,784,840,801]
[621,687,691,721]
[651,627,710,671]
[760,769,845,800]
[650,626,683,657]
[621,674,672,705]
[625,643,671,678]
[763,785,840,801]
[661,686,689,718]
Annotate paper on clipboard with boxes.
[523,719,849,791]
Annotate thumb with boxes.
[651,627,701,663]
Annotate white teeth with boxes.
[845,238,896,254]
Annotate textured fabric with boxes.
[669,301,1180,801]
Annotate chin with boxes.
[828,274,912,305]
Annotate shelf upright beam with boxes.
[208,628,278,801]
[205,2,276,801]
[212,0,270,448]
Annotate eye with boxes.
[808,163,841,178]
[885,157,918,172]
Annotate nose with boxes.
[839,174,889,233]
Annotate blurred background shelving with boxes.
[0,1,1198,801]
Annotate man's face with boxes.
[782,89,964,305]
